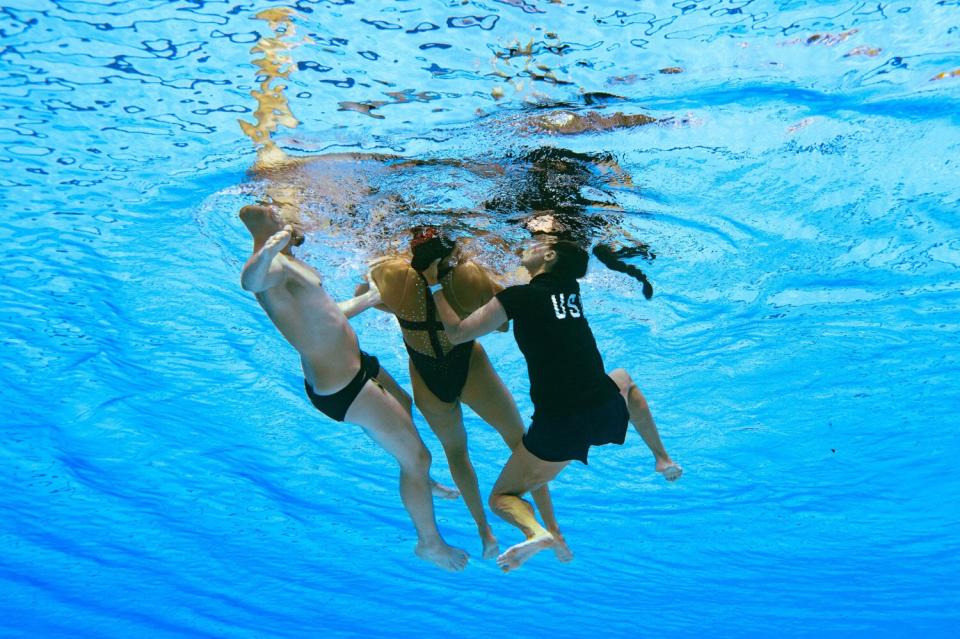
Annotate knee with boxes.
[610,367,632,387]
[405,444,431,474]
[610,368,640,395]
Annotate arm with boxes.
[433,290,508,345]
[443,261,509,332]
[354,282,392,314]
[338,281,382,319]
[240,226,291,293]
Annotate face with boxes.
[520,239,555,273]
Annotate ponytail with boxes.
[592,243,654,299]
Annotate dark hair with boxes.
[592,243,654,299]
[410,227,455,272]
[546,240,589,280]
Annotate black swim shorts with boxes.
[304,351,381,422]
[522,392,629,465]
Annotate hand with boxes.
[365,278,382,305]
[422,258,440,285]
[262,224,293,256]
[435,245,462,282]
[443,245,462,270]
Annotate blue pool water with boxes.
[2,1,959,637]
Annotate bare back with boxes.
[371,258,502,357]
[256,253,361,393]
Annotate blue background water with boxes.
[2,1,959,637]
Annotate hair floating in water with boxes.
[592,243,654,300]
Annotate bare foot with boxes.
[656,459,683,482]
[551,532,574,563]
[481,532,500,560]
[415,540,469,572]
[496,533,554,573]
[430,478,460,500]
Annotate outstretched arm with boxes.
[240,225,291,292]
[434,291,508,345]
[338,280,382,319]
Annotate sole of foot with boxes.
[496,534,554,573]
[430,479,460,500]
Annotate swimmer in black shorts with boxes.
[360,229,569,561]
[433,236,682,572]
[303,349,382,422]
[238,204,468,572]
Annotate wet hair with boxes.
[592,243,654,299]
[545,240,589,280]
[410,227,455,272]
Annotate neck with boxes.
[527,265,550,279]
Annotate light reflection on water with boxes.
[1,1,959,637]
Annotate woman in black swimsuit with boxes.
[433,236,682,572]
[366,229,567,561]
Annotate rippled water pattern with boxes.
[2,1,959,637]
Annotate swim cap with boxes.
[410,227,455,272]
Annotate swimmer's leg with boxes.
[411,360,495,557]
[345,380,468,572]
[374,365,413,417]
[376,365,458,500]
[488,443,569,572]
[608,368,682,481]
[461,343,571,562]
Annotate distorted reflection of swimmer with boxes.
[251,99,663,299]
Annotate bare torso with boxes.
[256,253,361,394]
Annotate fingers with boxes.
[264,225,292,252]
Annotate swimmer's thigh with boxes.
[345,380,428,469]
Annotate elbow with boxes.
[240,274,265,293]
[445,326,468,345]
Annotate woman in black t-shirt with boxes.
[432,238,682,572]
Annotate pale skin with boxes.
[363,247,572,562]
[433,239,682,572]
[238,204,468,571]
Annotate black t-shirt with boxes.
[496,272,619,419]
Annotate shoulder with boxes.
[495,283,534,318]
[450,261,491,289]
[370,257,415,284]
[370,257,419,311]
